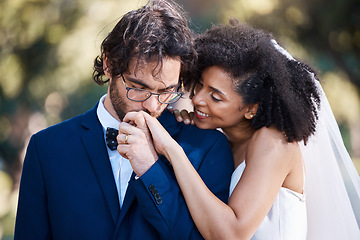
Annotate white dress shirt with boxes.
[96,94,133,208]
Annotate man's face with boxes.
[105,57,181,121]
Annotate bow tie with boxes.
[106,127,118,151]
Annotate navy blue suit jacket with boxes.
[14,105,234,240]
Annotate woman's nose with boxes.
[192,90,206,106]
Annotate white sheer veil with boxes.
[272,40,360,239]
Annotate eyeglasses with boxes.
[120,74,184,104]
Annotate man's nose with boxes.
[142,95,162,115]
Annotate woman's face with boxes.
[192,66,248,129]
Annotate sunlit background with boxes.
[0,0,359,239]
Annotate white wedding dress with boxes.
[227,81,360,240]
[229,162,307,240]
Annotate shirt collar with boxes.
[97,94,121,131]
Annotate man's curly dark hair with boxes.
[93,0,196,88]
[195,19,321,143]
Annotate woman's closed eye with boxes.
[210,93,222,102]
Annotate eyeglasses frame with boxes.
[120,73,184,104]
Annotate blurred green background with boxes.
[0,0,359,239]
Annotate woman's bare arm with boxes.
[143,112,298,240]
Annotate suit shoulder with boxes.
[159,110,228,145]
[34,106,98,140]
[178,124,228,146]
[35,114,83,137]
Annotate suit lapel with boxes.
[113,172,137,239]
[118,172,137,221]
[81,106,120,224]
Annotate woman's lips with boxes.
[194,109,210,119]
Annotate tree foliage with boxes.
[0,0,359,182]
[0,0,359,238]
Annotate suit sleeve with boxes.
[14,135,52,240]
[128,133,234,240]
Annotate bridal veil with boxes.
[273,40,360,239]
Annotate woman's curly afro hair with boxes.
[195,19,321,144]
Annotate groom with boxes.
[14,0,234,239]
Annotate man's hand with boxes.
[117,111,158,177]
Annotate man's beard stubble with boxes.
[109,78,128,121]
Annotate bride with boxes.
[119,20,360,239]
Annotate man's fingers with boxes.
[116,144,129,159]
[123,112,146,128]
[117,133,130,145]
[118,122,134,135]
[122,112,150,133]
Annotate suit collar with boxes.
[96,94,121,130]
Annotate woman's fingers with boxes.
[180,109,191,125]
[173,109,194,125]
[167,105,175,113]
[173,109,182,122]
[188,111,195,125]
[141,112,164,135]
[141,112,170,151]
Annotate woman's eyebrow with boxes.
[209,85,226,97]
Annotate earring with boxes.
[249,114,254,118]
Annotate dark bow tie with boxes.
[106,127,118,151]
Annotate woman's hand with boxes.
[141,111,181,162]
[167,106,195,125]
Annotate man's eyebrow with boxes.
[126,77,150,88]
[163,83,179,91]
[126,76,179,91]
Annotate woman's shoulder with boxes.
[251,126,288,148]
[247,126,300,164]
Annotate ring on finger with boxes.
[124,134,129,144]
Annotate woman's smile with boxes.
[194,108,210,119]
